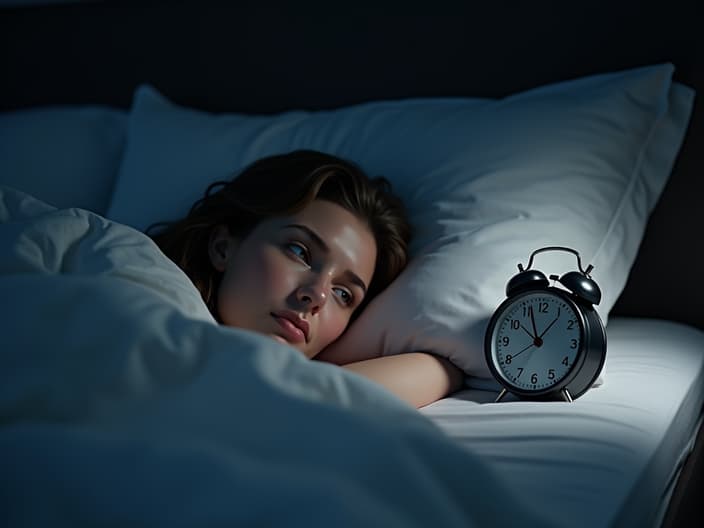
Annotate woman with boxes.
[150,149,463,408]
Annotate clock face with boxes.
[489,290,583,393]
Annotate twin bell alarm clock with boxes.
[484,246,607,402]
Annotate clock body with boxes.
[484,287,606,400]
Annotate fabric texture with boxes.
[0,186,554,527]
[107,63,694,377]
[423,317,704,527]
[0,105,127,214]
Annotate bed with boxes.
[1,2,702,527]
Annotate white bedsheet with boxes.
[0,186,554,527]
[422,317,704,528]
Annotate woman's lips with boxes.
[272,314,307,344]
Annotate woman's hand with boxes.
[314,341,381,365]
[340,352,464,408]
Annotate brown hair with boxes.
[149,150,411,319]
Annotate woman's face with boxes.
[209,199,377,358]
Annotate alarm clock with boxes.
[484,246,607,402]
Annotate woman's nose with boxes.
[296,280,328,315]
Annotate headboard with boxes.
[2,0,702,329]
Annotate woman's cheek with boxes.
[318,310,350,350]
[250,247,295,294]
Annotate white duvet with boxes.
[0,186,554,527]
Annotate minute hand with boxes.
[538,308,561,339]
[529,305,539,338]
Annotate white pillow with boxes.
[107,63,694,378]
[0,105,127,215]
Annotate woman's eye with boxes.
[333,287,354,306]
[286,242,311,265]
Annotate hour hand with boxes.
[520,323,536,339]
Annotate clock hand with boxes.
[539,308,561,339]
[520,324,536,339]
[511,342,535,359]
[529,305,539,338]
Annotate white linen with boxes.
[421,317,704,528]
[0,106,126,214]
[105,65,694,380]
[0,186,553,527]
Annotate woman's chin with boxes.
[270,334,289,346]
[268,333,318,359]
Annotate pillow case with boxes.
[107,64,694,378]
[0,105,127,215]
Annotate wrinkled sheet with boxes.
[0,186,553,527]
[423,318,704,528]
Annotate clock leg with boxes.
[561,388,573,402]
[495,388,508,403]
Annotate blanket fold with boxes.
[0,186,553,527]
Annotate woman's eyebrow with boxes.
[285,223,330,252]
[284,223,368,295]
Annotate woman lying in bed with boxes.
[150,149,464,408]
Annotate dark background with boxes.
[1,0,703,329]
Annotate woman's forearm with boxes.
[341,352,464,408]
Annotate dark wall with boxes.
[2,1,701,111]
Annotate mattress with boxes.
[421,317,704,528]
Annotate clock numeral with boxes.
[562,356,569,366]
[505,354,513,364]
[517,367,523,378]
[510,319,520,330]
[538,302,548,313]
[567,320,575,330]
[570,339,577,349]
[548,368,555,380]
[530,373,538,384]
[501,336,510,346]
